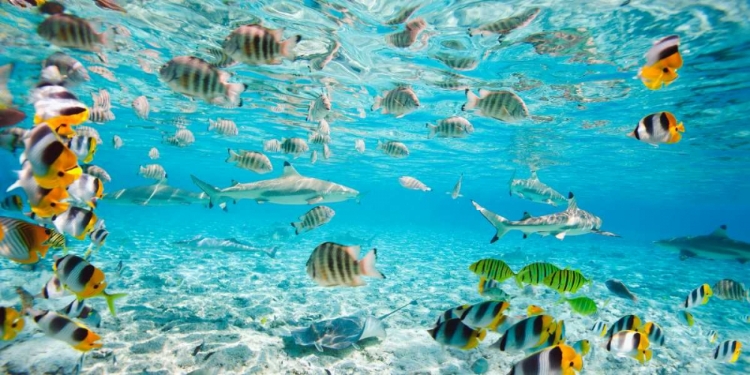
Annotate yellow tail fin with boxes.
[103,291,127,316]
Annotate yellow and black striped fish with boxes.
[640,322,665,346]
[507,344,582,375]
[66,136,97,164]
[713,340,742,363]
[53,254,126,315]
[306,242,385,287]
[542,269,590,293]
[469,258,515,282]
[27,309,102,351]
[683,283,712,308]
[456,301,510,331]
[0,216,63,264]
[605,314,642,338]
[493,314,559,352]
[23,124,82,189]
[0,307,24,341]
[590,321,607,337]
[427,318,486,350]
[606,330,652,364]
[515,262,560,286]
[0,195,23,212]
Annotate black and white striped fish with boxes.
[208,119,238,136]
[148,147,160,160]
[385,18,426,48]
[377,140,409,158]
[226,149,272,174]
[308,131,331,145]
[305,242,384,287]
[372,86,420,118]
[40,275,68,299]
[132,96,149,120]
[463,89,529,122]
[307,93,331,122]
[87,107,115,124]
[712,279,748,301]
[37,14,110,52]
[88,220,108,253]
[58,299,102,328]
[292,206,335,235]
[83,165,110,183]
[76,126,102,145]
[139,164,166,181]
[159,56,246,107]
[264,139,281,153]
[317,119,331,136]
[434,53,479,71]
[281,137,309,157]
[222,24,301,65]
[163,128,195,147]
[66,135,97,164]
[92,89,110,110]
[426,116,473,138]
[468,8,541,38]
[399,176,431,191]
[205,47,238,68]
[44,52,90,82]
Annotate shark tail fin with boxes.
[471,200,510,243]
[190,175,223,209]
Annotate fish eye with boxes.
[11,323,16,328]
[51,203,56,207]
[662,67,669,73]
[57,172,64,177]
[45,229,51,235]
[93,284,99,289]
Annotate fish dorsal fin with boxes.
[566,192,578,211]
[231,180,240,186]
[521,212,532,220]
[344,245,361,259]
[282,161,301,177]
[711,225,728,237]
[530,170,538,180]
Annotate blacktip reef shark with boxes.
[103,183,209,206]
[173,235,278,258]
[191,161,361,208]
[471,192,619,242]
[508,170,567,206]
[655,225,750,263]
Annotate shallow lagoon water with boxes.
[1,0,750,374]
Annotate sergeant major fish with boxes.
[372,86,420,118]
[159,56,246,107]
[226,149,272,174]
[463,89,529,122]
[399,176,431,192]
[306,242,384,287]
[291,206,335,235]
[222,24,301,65]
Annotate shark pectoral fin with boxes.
[555,232,567,240]
[256,199,268,204]
[307,196,323,204]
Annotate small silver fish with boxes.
[112,135,123,149]
[149,147,160,160]
[399,176,431,191]
[264,139,281,153]
[208,119,238,136]
[354,139,365,154]
[133,96,149,120]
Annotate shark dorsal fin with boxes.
[521,212,532,220]
[711,225,728,237]
[282,161,301,177]
[566,192,578,211]
[530,170,539,180]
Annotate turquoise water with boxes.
[1,0,750,374]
